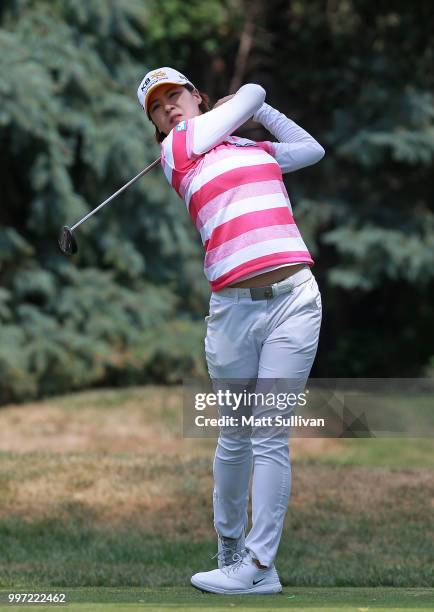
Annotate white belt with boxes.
[215,266,312,301]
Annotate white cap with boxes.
[137,67,195,113]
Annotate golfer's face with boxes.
[147,84,201,136]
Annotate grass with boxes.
[296,438,434,468]
[0,385,433,609]
[0,587,433,611]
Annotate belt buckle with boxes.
[249,286,274,301]
[275,278,294,294]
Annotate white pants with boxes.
[204,266,322,567]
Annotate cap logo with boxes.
[151,70,167,79]
[140,77,151,91]
[141,70,172,96]
[137,67,191,108]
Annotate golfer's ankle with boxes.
[252,557,267,569]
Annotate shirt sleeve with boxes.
[190,83,266,156]
[253,102,325,173]
[160,83,266,176]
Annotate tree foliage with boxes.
[0,0,210,403]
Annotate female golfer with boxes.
[137,67,324,595]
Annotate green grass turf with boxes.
[0,386,433,600]
[0,506,432,588]
[297,438,434,469]
[0,587,433,611]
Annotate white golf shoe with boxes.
[191,551,282,595]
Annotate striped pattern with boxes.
[161,124,314,291]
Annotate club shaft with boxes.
[71,157,161,232]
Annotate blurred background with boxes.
[1,0,433,405]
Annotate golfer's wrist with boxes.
[253,102,272,124]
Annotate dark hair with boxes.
[149,83,211,143]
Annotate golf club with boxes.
[58,157,161,255]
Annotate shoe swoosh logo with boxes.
[253,577,266,585]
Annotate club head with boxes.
[58,226,78,255]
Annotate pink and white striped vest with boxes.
[161,120,314,291]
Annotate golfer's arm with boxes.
[253,103,325,173]
[191,84,266,156]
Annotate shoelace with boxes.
[210,550,225,563]
[222,550,250,576]
[210,548,248,566]
[210,548,244,563]
[210,536,243,565]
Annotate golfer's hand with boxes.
[213,94,235,109]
